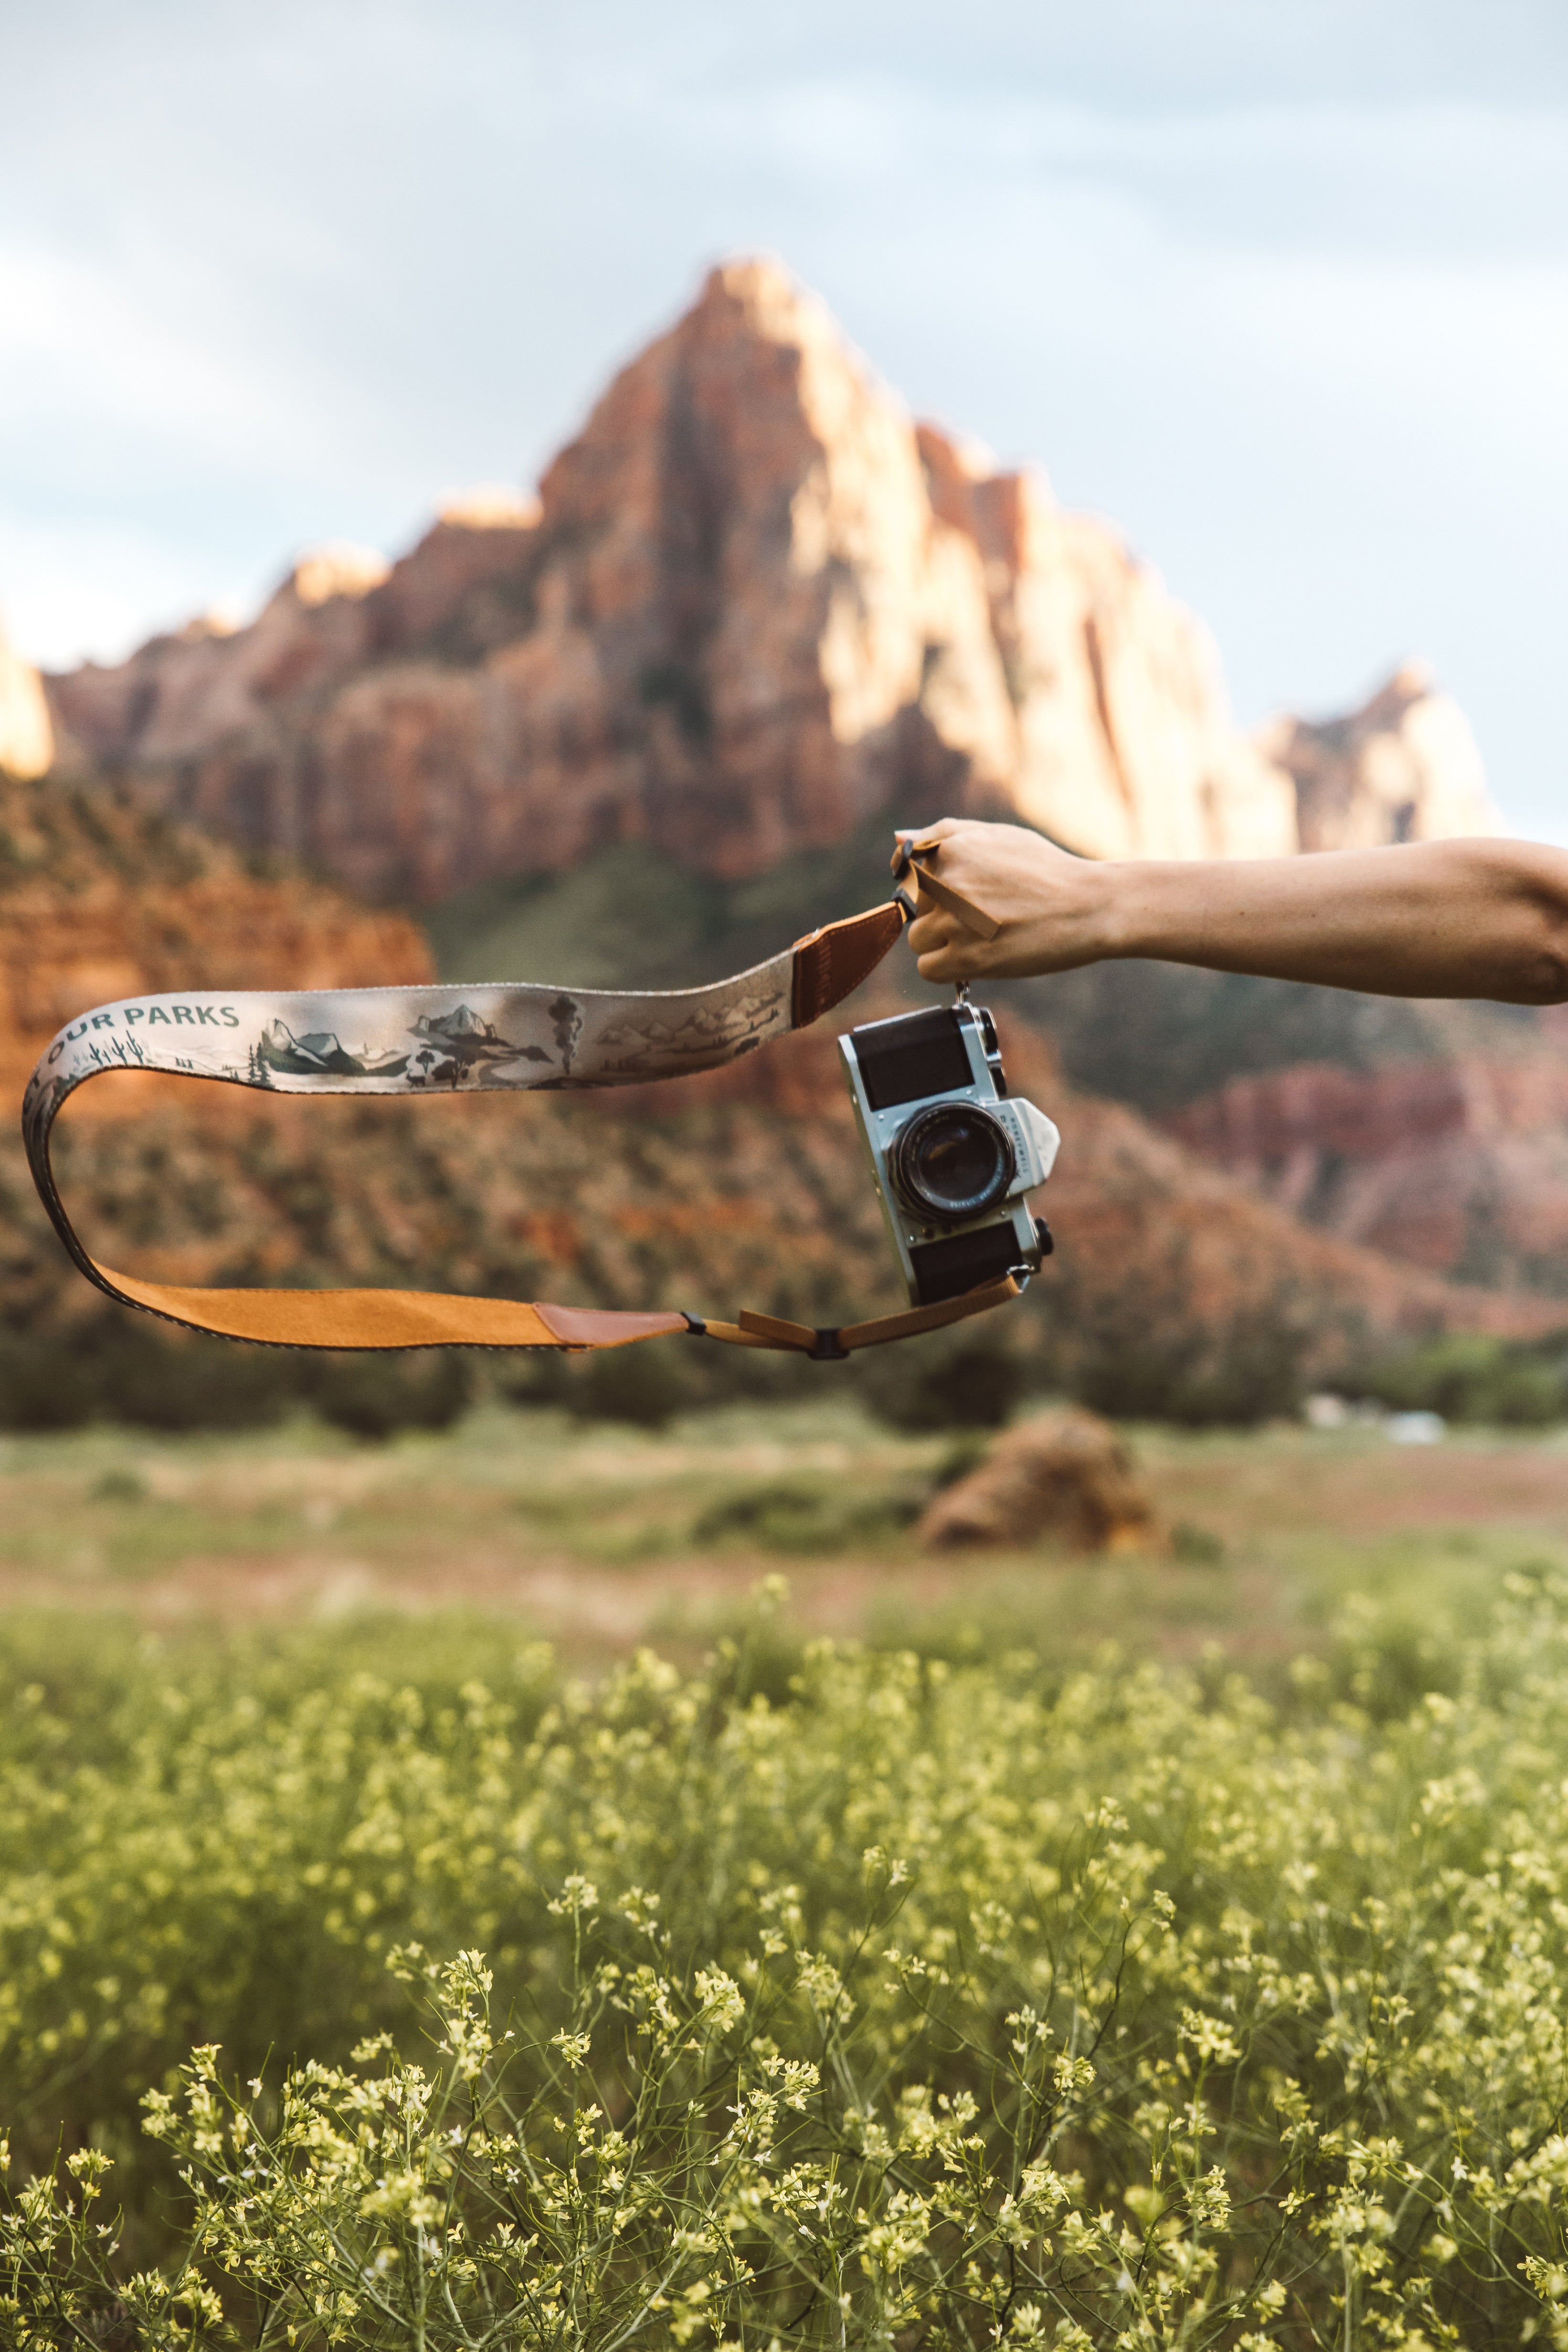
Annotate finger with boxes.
[915,941,979,985]
[904,906,956,959]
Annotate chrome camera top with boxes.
[840,1003,1059,1309]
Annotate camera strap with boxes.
[22,900,1025,1358]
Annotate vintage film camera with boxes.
[841,1003,1059,1308]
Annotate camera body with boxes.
[840,1004,1059,1308]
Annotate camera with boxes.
[841,1003,1059,1308]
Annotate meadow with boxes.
[7,1406,1568,2345]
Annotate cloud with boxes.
[1,0,1566,833]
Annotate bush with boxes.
[309,1349,472,1441]
[1358,1329,1568,1426]
[18,1585,1568,2337]
[0,1321,482,1439]
[856,1331,1027,1431]
[693,1477,920,1553]
[0,1324,297,1433]
[97,1326,296,1431]
[563,1337,712,1428]
[1069,1290,1312,1425]
[0,1333,96,1430]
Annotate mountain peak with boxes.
[37,261,1496,903]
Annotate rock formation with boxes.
[43,260,1489,908]
[918,1407,1155,1552]
[1260,660,1499,851]
[1163,1043,1568,1295]
[0,623,53,781]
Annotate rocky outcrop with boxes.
[40,264,1499,902]
[919,1408,1155,1551]
[0,772,430,1112]
[40,263,1302,901]
[1260,661,1499,851]
[0,624,53,781]
[915,426,1294,860]
[1164,1047,1568,1295]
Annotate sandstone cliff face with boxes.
[1259,661,1499,851]
[0,772,430,1112]
[914,427,1294,860]
[1164,1047,1568,1295]
[0,624,53,781]
[41,263,1498,901]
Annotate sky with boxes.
[3,0,1567,837]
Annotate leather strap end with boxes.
[697,1317,805,1352]
[737,1307,820,1350]
[790,901,906,1027]
[836,1274,1022,1352]
[905,860,1003,943]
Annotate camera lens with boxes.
[891,1103,1015,1220]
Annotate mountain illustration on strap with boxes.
[257,1020,409,1078]
[408,1005,551,1070]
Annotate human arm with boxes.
[898,820,1568,1005]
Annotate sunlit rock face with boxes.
[40,262,1494,901]
[0,624,53,781]
[1259,660,1501,852]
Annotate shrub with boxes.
[0,1334,95,1430]
[1068,1289,1312,1426]
[11,1584,1568,2338]
[856,1331,1027,1432]
[692,1477,920,1553]
[98,1327,296,1432]
[1358,1330,1568,1426]
[563,1338,712,1428]
[309,1349,472,1441]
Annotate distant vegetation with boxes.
[9,1577,1568,2342]
[1355,1329,1568,1427]
[8,1295,1565,1442]
[0,1299,1327,1440]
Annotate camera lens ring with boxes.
[891,1102,1015,1221]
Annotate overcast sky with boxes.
[3,0,1567,836]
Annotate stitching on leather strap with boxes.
[790,902,906,1027]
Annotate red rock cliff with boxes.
[1165,1042,1568,1296]
[42,262,1498,904]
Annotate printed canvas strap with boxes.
[21,899,1025,1357]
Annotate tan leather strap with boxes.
[20,897,1021,1356]
[891,833,1003,941]
[696,1275,1026,1359]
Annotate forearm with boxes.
[1096,840,1568,1002]
[901,823,1568,1005]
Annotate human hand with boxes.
[894,819,1117,984]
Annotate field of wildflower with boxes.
[6,1517,1568,2346]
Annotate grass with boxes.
[4,1403,1568,1677]
[9,1411,1568,2340]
